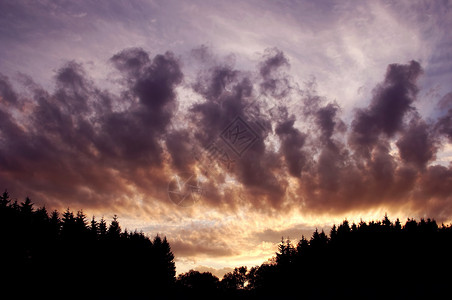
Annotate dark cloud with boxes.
[315,142,347,193]
[258,47,290,98]
[188,57,286,209]
[0,74,18,106]
[435,92,452,142]
[170,234,236,258]
[0,47,451,222]
[293,60,452,218]
[349,60,422,157]
[418,165,452,200]
[315,103,341,143]
[275,119,307,178]
[396,117,437,170]
[110,48,151,77]
[94,48,183,170]
[414,165,452,220]
[166,129,197,173]
[0,48,183,211]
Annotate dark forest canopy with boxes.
[1,189,452,299]
[0,190,175,298]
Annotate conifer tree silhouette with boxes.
[0,189,10,207]
[98,216,107,237]
[107,214,121,239]
[1,192,178,298]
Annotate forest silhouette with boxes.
[1,189,452,299]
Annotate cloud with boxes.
[396,117,437,170]
[171,238,236,258]
[258,47,290,99]
[0,48,184,212]
[1,46,452,280]
[275,119,307,178]
[0,74,18,106]
[435,92,452,142]
[349,60,422,157]
[291,59,452,218]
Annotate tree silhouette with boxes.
[61,207,75,239]
[276,237,296,266]
[177,212,452,297]
[0,189,10,207]
[177,270,220,292]
[107,214,121,239]
[20,196,33,213]
[49,210,60,237]
[89,215,98,238]
[221,266,248,290]
[329,224,337,240]
[98,216,107,237]
[0,191,177,298]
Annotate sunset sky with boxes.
[1,0,452,277]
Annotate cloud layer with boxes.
[1,47,452,223]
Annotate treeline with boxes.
[177,215,452,298]
[0,190,175,298]
[2,189,452,298]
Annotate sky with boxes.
[1,0,452,277]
